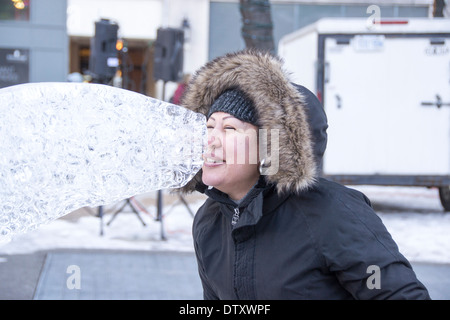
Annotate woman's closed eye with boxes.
[206,125,235,131]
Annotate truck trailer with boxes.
[278,18,450,211]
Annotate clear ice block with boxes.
[0,82,206,243]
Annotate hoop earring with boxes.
[259,158,270,175]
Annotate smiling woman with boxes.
[177,49,430,300]
[203,111,260,201]
[201,88,262,201]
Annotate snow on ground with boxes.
[0,191,205,255]
[1,186,450,264]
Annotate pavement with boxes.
[0,249,203,300]
[407,262,450,300]
[1,248,450,300]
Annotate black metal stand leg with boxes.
[106,200,128,226]
[178,195,194,217]
[128,198,147,226]
[98,205,104,236]
[156,190,167,240]
[107,198,147,226]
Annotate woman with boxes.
[179,49,430,299]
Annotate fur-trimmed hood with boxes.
[179,49,326,194]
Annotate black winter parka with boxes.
[193,178,430,299]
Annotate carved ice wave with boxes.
[0,82,206,243]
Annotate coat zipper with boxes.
[231,207,240,226]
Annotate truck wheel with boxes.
[439,186,450,212]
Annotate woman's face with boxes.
[202,112,260,200]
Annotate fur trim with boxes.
[179,49,317,194]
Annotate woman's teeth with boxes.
[206,157,224,164]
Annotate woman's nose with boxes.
[208,130,222,150]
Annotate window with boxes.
[0,0,30,21]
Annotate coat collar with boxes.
[204,176,291,228]
[204,175,268,210]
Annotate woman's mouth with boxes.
[204,156,226,167]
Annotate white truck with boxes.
[278,18,450,211]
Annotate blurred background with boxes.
[0,0,445,94]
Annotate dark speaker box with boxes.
[89,19,119,80]
[153,28,184,82]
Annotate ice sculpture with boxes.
[0,82,206,243]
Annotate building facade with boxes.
[0,0,68,88]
